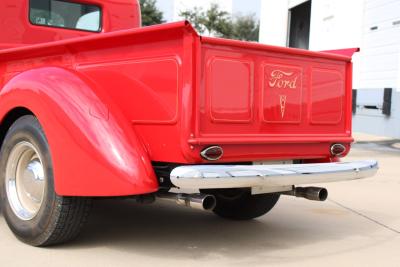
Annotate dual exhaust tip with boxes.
[157,193,217,211]
[282,187,328,202]
[157,186,328,212]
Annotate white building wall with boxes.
[307,0,364,88]
[259,0,289,46]
[259,0,364,50]
[357,0,400,89]
[259,0,318,46]
[308,0,364,51]
[288,0,308,9]
[352,0,400,138]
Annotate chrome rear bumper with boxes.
[170,160,378,192]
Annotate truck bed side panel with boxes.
[0,22,197,195]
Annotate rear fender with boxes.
[0,67,158,196]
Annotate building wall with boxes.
[357,0,400,90]
[259,0,289,46]
[308,0,364,51]
[352,0,400,138]
[259,0,364,49]
[353,91,400,138]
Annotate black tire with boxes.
[203,188,280,220]
[0,115,91,246]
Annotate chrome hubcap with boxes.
[5,141,46,221]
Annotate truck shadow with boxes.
[56,197,390,261]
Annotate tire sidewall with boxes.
[0,116,57,245]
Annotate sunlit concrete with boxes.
[1,140,399,266]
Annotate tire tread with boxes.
[0,115,92,247]
[41,197,92,246]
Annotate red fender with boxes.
[0,67,158,196]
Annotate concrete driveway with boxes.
[1,137,399,266]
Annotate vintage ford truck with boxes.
[0,0,378,246]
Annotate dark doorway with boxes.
[288,1,311,49]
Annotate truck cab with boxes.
[0,0,377,247]
[0,0,140,49]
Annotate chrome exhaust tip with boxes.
[283,187,328,201]
[157,193,216,211]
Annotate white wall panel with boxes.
[308,0,364,51]
[357,0,400,89]
[259,0,289,46]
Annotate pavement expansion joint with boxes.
[329,199,400,234]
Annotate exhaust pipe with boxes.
[157,193,216,211]
[282,187,328,201]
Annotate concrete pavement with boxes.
[1,137,399,266]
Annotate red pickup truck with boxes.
[0,0,377,246]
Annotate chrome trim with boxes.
[331,143,346,157]
[200,146,223,161]
[170,160,378,190]
[157,193,216,211]
[5,141,46,221]
[282,187,328,201]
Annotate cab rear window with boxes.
[29,0,101,32]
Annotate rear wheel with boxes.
[0,115,91,246]
[203,189,280,220]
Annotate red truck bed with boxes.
[0,1,378,247]
[191,36,353,162]
[0,21,353,165]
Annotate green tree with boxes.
[180,7,208,33]
[180,4,259,41]
[180,4,232,37]
[231,15,260,41]
[140,0,165,26]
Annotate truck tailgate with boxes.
[195,37,352,144]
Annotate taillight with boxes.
[330,144,346,157]
[200,146,223,161]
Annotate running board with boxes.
[170,160,378,190]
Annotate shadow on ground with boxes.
[48,197,388,261]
